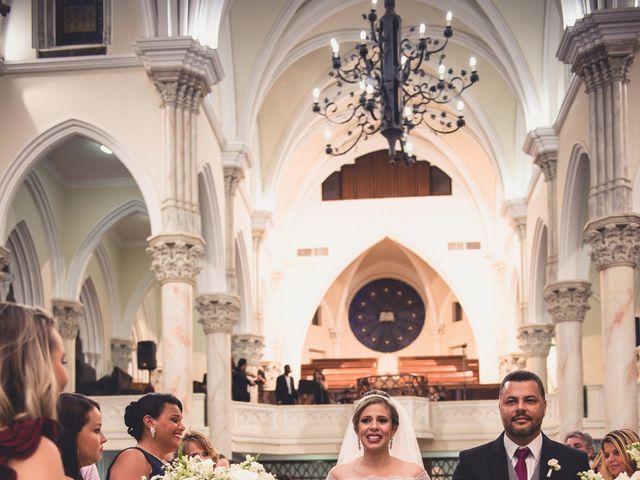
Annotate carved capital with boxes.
[544,280,592,324]
[499,353,527,378]
[231,334,265,367]
[223,165,245,197]
[584,214,640,270]
[147,233,204,285]
[558,9,640,90]
[134,37,224,111]
[195,293,240,334]
[52,299,84,340]
[110,338,134,371]
[0,245,12,301]
[518,324,554,358]
[501,199,527,241]
[524,128,558,182]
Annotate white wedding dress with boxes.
[325,473,431,480]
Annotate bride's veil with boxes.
[336,391,424,467]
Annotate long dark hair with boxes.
[57,393,101,480]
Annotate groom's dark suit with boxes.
[452,432,589,480]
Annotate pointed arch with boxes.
[0,118,160,241]
[197,165,225,293]
[120,271,157,340]
[95,242,122,330]
[6,221,44,307]
[66,199,148,299]
[529,219,549,324]
[79,277,104,376]
[235,231,254,332]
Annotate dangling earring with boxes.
[358,438,361,450]
[389,437,393,450]
[150,426,156,438]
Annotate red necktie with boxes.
[514,447,530,480]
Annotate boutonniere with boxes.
[546,458,561,477]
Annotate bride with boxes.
[327,390,430,480]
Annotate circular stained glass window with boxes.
[348,278,425,353]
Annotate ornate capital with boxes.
[518,324,554,358]
[147,233,204,285]
[231,334,265,367]
[501,199,527,241]
[499,353,527,378]
[195,293,240,334]
[523,128,558,182]
[544,280,592,324]
[52,299,84,340]
[223,165,245,197]
[584,214,640,270]
[558,9,640,91]
[134,37,224,111]
[110,338,134,371]
[0,245,12,302]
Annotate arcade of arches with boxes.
[1,0,640,469]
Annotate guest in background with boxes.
[565,430,596,467]
[232,358,252,402]
[217,454,231,468]
[255,369,267,403]
[181,431,219,462]
[275,365,297,405]
[313,370,329,404]
[0,302,68,480]
[594,429,640,480]
[58,393,107,480]
[106,393,184,480]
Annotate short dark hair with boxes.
[499,370,545,399]
[565,430,594,450]
[124,393,183,440]
[58,393,101,480]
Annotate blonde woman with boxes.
[0,302,69,480]
[595,429,640,480]
[181,431,219,462]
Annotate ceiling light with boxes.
[99,144,113,155]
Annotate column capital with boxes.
[584,214,640,270]
[231,334,265,367]
[110,338,134,372]
[544,280,592,324]
[133,37,224,111]
[558,9,640,91]
[523,127,558,182]
[147,233,204,285]
[518,324,554,357]
[501,198,527,241]
[252,210,272,242]
[0,245,12,301]
[196,293,240,334]
[499,353,527,378]
[52,299,84,340]
[223,164,245,197]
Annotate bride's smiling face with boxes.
[357,403,397,451]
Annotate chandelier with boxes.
[311,0,479,164]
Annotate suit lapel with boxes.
[489,433,510,480]
[538,434,554,480]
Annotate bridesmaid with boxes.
[106,393,184,480]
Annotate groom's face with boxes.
[499,380,546,445]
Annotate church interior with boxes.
[1,0,640,478]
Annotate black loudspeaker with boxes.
[137,341,157,370]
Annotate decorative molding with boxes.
[231,334,265,367]
[584,214,640,270]
[0,245,12,302]
[518,323,554,357]
[52,299,84,340]
[223,164,245,197]
[195,292,240,334]
[110,338,134,372]
[523,127,558,182]
[544,280,592,324]
[501,198,528,241]
[147,233,204,285]
[499,353,527,377]
[1,54,140,75]
[251,210,272,240]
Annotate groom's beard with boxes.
[505,410,543,438]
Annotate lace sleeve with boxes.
[415,471,431,480]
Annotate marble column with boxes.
[196,293,240,458]
[517,324,554,387]
[544,281,591,438]
[110,338,134,372]
[147,234,204,426]
[524,128,559,282]
[52,299,84,392]
[499,353,527,378]
[0,245,12,302]
[585,215,640,430]
[223,164,244,293]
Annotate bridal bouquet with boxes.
[147,454,277,480]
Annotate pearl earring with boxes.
[150,426,156,438]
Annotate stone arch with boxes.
[197,165,225,293]
[6,221,44,307]
[529,219,549,324]
[66,199,148,299]
[79,277,104,376]
[560,143,590,279]
[0,118,160,241]
[234,231,254,333]
[120,271,157,340]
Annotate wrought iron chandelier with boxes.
[311,0,479,164]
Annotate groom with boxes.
[452,370,589,480]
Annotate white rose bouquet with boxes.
[148,454,276,480]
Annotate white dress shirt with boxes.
[503,432,543,480]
